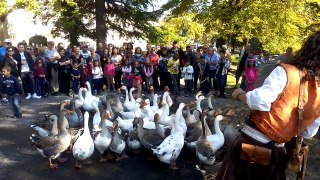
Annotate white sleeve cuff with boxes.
[302,116,320,139]
[246,66,287,111]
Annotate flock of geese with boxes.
[29,81,241,171]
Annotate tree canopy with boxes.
[160,0,320,53]
[35,0,162,45]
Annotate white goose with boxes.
[94,111,113,162]
[109,120,127,161]
[82,82,100,112]
[74,88,84,108]
[120,98,143,119]
[72,112,95,168]
[150,94,160,112]
[122,86,139,112]
[159,95,175,126]
[152,103,186,170]
[206,115,225,152]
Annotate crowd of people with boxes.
[0,38,265,118]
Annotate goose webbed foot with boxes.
[99,155,108,163]
[48,158,58,169]
[74,160,82,169]
[115,153,128,161]
[84,159,93,166]
[105,152,115,160]
[59,157,68,163]
[169,161,179,170]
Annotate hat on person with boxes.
[4,39,12,43]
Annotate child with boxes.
[143,58,154,91]
[198,55,210,95]
[216,50,230,98]
[70,61,81,93]
[182,60,194,96]
[132,61,143,87]
[167,53,180,95]
[0,66,23,118]
[104,57,115,92]
[244,58,258,92]
[84,57,93,86]
[122,59,132,88]
[33,60,48,98]
[92,60,103,95]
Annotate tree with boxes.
[161,0,320,54]
[36,0,163,46]
[153,13,205,48]
[0,0,40,41]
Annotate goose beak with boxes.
[226,109,235,116]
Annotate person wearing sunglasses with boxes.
[0,47,19,78]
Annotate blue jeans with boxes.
[35,77,47,96]
[216,74,227,96]
[7,95,22,116]
[171,74,179,95]
[72,79,80,93]
[184,79,193,95]
[21,72,35,94]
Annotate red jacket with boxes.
[146,53,159,69]
[33,66,47,78]
[84,63,93,76]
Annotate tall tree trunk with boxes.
[0,15,9,42]
[95,0,106,47]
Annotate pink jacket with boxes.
[104,63,115,76]
[244,66,258,82]
[144,64,154,77]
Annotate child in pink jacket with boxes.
[104,57,115,91]
[244,58,258,92]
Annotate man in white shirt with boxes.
[44,41,61,96]
[14,42,40,99]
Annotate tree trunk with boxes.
[95,0,107,47]
[0,15,9,42]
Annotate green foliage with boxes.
[35,0,161,45]
[162,0,320,54]
[153,13,205,47]
[230,54,239,66]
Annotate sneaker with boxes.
[25,93,32,99]
[32,93,41,99]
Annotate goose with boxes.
[135,83,143,99]
[120,99,144,119]
[152,103,186,170]
[135,117,164,151]
[129,87,136,104]
[73,111,95,168]
[105,97,115,121]
[60,98,83,128]
[159,97,175,126]
[150,94,160,112]
[94,111,113,162]
[110,88,124,114]
[127,125,142,153]
[185,107,212,145]
[74,88,85,108]
[196,111,216,166]
[31,115,58,137]
[121,86,138,112]
[82,82,100,112]
[139,113,171,139]
[116,112,159,132]
[30,109,72,169]
[196,96,205,112]
[109,120,128,161]
[206,115,226,155]
[207,93,214,110]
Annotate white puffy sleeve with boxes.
[246,66,287,111]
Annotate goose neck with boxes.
[197,99,202,112]
[208,95,213,109]
[214,119,223,136]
